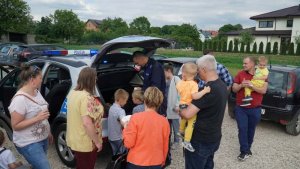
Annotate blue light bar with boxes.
[43,49,98,56]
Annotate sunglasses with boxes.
[31,65,41,77]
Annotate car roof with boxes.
[160,57,197,64]
[30,55,91,68]
[269,65,300,72]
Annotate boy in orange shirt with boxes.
[176,62,210,152]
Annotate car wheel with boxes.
[0,119,12,140]
[54,123,76,168]
[286,111,300,136]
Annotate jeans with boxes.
[235,106,261,153]
[109,139,126,155]
[16,139,50,169]
[168,119,180,143]
[185,140,220,169]
[127,162,162,169]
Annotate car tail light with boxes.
[287,72,296,95]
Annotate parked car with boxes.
[0,45,22,61]
[15,44,66,62]
[0,35,171,167]
[228,65,300,135]
[0,42,25,51]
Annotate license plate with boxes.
[261,108,266,115]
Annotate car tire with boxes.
[286,111,300,136]
[54,123,76,168]
[0,118,12,140]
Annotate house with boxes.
[226,4,300,52]
[85,19,103,31]
[199,30,212,42]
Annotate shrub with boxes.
[240,42,245,53]
[203,41,208,51]
[234,39,239,52]
[265,42,271,54]
[208,40,212,49]
[258,42,264,54]
[222,40,227,52]
[296,43,300,56]
[273,42,278,54]
[213,41,218,51]
[217,41,222,52]
[288,43,294,55]
[228,40,233,52]
[246,42,250,53]
[252,42,257,53]
[280,43,287,55]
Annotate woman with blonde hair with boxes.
[66,67,104,169]
[123,87,170,169]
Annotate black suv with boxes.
[228,65,300,135]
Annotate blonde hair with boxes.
[144,87,163,110]
[114,89,129,101]
[258,56,268,62]
[132,89,144,102]
[183,62,198,77]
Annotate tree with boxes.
[246,42,250,53]
[35,16,53,35]
[239,31,254,45]
[240,42,245,53]
[280,43,287,55]
[212,41,217,51]
[129,16,150,34]
[150,27,162,35]
[0,0,32,35]
[222,40,227,52]
[218,24,243,38]
[296,43,300,56]
[265,42,271,54]
[208,40,212,49]
[234,38,239,52]
[252,42,257,53]
[161,25,179,35]
[51,9,84,41]
[288,43,294,55]
[217,41,222,52]
[273,42,278,54]
[258,42,264,54]
[100,17,128,36]
[228,40,233,52]
[203,40,208,51]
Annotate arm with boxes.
[249,81,268,94]
[179,104,200,120]
[8,161,23,169]
[81,115,102,152]
[253,75,268,80]
[123,116,137,149]
[11,111,49,131]
[232,83,243,93]
[192,86,210,100]
[218,64,233,87]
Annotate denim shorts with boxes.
[16,139,50,169]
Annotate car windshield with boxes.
[1,47,10,54]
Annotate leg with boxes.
[109,140,125,155]
[74,149,97,169]
[179,118,187,133]
[247,107,261,151]
[16,139,51,169]
[235,106,249,153]
[184,115,197,142]
[172,119,180,143]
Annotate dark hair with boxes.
[203,49,214,55]
[19,64,42,88]
[75,67,97,95]
[163,62,174,73]
[0,130,4,146]
[132,51,147,58]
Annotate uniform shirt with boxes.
[108,103,126,141]
[8,90,50,147]
[198,63,233,88]
[191,78,227,143]
[176,80,198,105]
[123,111,170,166]
[66,90,103,152]
[0,148,16,169]
[234,70,266,108]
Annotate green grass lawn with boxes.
[61,44,300,76]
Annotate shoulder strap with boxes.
[12,94,39,105]
[0,147,7,155]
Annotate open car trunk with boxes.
[97,66,143,115]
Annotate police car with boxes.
[0,35,171,167]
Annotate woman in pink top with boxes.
[123,87,170,169]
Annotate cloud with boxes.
[26,0,299,30]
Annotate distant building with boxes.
[1,32,35,44]
[85,19,103,31]
[226,4,300,53]
[199,30,219,42]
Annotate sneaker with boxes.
[247,150,252,157]
[177,132,184,139]
[242,96,253,101]
[237,153,250,161]
[182,141,195,152]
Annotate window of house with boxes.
[259,21,273,28]
[287,20,293,27]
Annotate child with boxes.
[241,56,269,106]
[0,130,24,169]
[176,62,211,152]
[131,88,145,114]
[108,89,129,155]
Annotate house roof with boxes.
[250,5,300,19]
[225,27,292,36]
[86,19,102,26]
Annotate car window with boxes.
[1,47,10,54]
[268,71,287,93]
[3,70,21,88]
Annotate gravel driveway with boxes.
[2,110,300,169]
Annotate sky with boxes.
[26,0,299,30]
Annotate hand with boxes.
[203,86,211,93]
[48,133,54,144]
[173,107,180,113]
[95,142,103,152]
[35,111,50,122]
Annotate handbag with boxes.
[106,141,127,169]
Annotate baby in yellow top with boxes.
[176,62,210,152]
[242,56,269,106]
